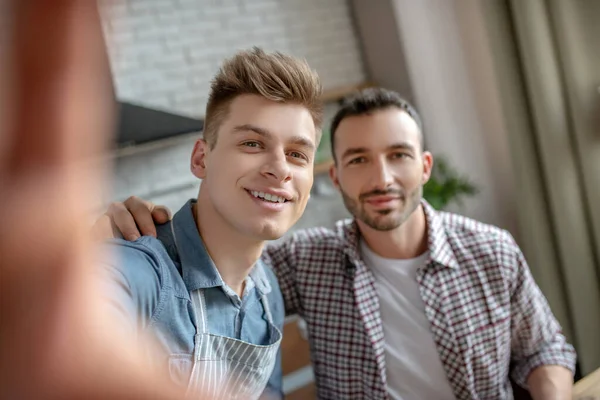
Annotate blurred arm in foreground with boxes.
[0,1,201,398]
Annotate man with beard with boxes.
[97,88,576,399]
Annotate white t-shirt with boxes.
[360,240,456,400]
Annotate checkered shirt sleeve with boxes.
[263,238,302,317]
[506,234,577,388]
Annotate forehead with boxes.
[335,108,421,150]
[220,94,317,143]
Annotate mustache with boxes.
[359,188,404,201]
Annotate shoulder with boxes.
[438,211,522,275]
[265,222,348,255]
[291,224,343,243]
[99,236,173,295]
[439,211,515,246]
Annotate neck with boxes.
[358,204,429,259]
[194,188,265,297]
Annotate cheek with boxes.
[205,161,242,196]
[396,165,424,186]
[337,175,362,198]
[295,173,313,202]
[209,151,248,176]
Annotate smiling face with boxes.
[330,107,433,231]
[192,94,317,240]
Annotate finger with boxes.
[91,214,117,241]
[108,202,142,241]
[152,205,173,224]
[124,196,158,237]
[8,0,114,176]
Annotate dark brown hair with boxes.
[329,87,423,160]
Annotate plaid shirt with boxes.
[262,200,576,399]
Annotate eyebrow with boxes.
[233,124,315,151]
[341,142,417,160]
[389,142,417,152]
[341,147,369,160]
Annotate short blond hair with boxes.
[204,47,323,148]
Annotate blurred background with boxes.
[98,0,599,398]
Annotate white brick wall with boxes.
[108,132,201,210]
[101,0,366,118]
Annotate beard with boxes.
[340,185,423,231]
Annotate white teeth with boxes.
[250,190,286,203]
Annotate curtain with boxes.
[481,0,600,375]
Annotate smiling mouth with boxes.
[246,190,290,204]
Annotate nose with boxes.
[261,151,292,183]
[372,158,394,189]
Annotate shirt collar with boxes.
[421,200,460,269]
[169,199,272,294]
[340,199,460,269]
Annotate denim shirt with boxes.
[100,199,284,398]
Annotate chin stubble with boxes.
[340,186,422,231]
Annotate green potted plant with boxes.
[423,156,478,210]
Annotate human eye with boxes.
[348,156,366,165]
[242,141,262,148]
[287,150,308,161]
[391,152,411,160]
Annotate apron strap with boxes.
[192,290,208,334]
[171,221,207,397]
[186,290,206,397]
[170,221,209,336]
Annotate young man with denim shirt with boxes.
[99,47,322,399]
[100,88,576,399]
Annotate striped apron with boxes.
[184,288,282,399]
[169,222,282,399]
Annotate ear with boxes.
[329,162,341,190]
[421,151,434,185]
[190,138,209,179]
